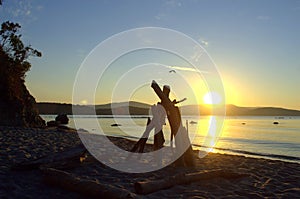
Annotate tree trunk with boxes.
[151,80,195,167]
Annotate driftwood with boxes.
[42,168,136,199]
[151,80,195,167]
[153,129,165,150]
[130,117,151,153]
[134,169,249,194]
[11,144,87,171]
[131,117,165,153]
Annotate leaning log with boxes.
[42,168,136,199]
[130,117,151,153]
[131,116,165,153]
[134,169,249,194]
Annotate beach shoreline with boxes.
[1,126,299,198]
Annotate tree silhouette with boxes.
[0,21,42,80]
[0,6,45,127]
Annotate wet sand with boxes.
[1,126,299,198]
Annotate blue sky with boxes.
[1,0,299,109]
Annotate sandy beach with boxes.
[1,126,299,199]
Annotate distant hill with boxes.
[37,101,151,115]
[180,104,300,116]
[37,102,300,116]
[225,105,300,116]
[94,101,150,110]
[243,107,300,116]
[37,103,94,115]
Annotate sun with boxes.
[203,92,222,104]
[80,100,88,105]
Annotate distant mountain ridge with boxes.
[37,102,300,116]
[224,105,300,116]
[37,101,151,115]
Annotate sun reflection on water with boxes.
[195,116,224,157]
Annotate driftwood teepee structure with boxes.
[151,80,195,167]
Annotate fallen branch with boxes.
[11,144,87,171]
[134,169,249,194]
[42,168,136,199]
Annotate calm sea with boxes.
[42,115,300,163]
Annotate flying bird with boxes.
[169,70,176,73]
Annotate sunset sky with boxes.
[1,0,299,110]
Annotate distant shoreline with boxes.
[37,102,300,116]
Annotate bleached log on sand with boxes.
[42,168,137,199]
[135,169,249,194]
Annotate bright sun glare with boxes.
[203,92,222,104]
[80,100,88,105]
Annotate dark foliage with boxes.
[0,21,45,127]
[0,21,42,80]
